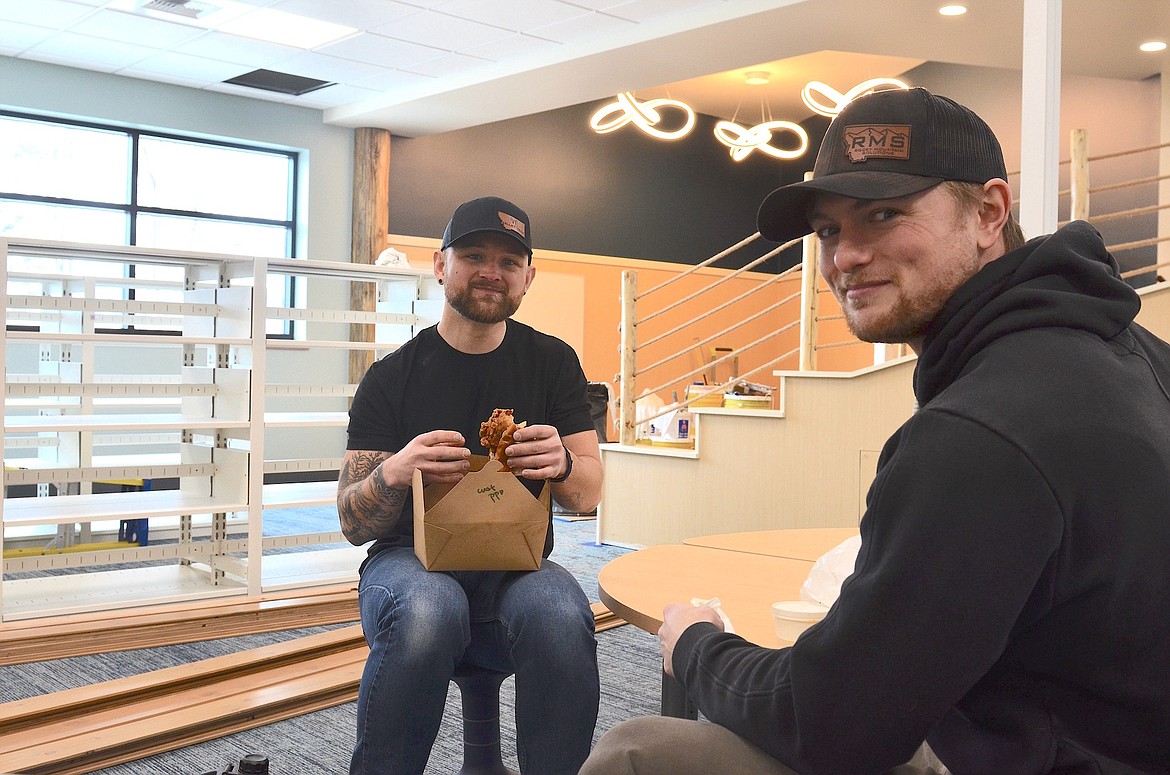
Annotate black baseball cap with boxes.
[757,87,1008,243]
[440,196,532,258]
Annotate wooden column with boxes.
[1069,128,1089,222]
[798,172,819,372]
[798,231,819,372]
[618,270,638,446]
[349,127,391,387]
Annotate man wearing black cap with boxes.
[582,88,1170,774]
[339,196,602,774]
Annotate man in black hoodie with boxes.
[581,88,1170,774]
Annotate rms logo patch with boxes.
[498,211,526,238]
[843,124,911,162]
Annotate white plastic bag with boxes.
[799,535,862,607]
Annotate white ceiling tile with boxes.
[458,31,562,62]
[0,21,58,55]
[286,82,384,109]
[434,0,590,31]
[528,9,632,44]
[600,0,726,24]
[67,9,206,49]
[115,66,226,90]
[317,31,445,68]
[399,50,488,77]
[557,0,631,9]
[0,0,95,28]
[205,80,295,102]
[269,50,387,82]
[372,9,512,50]
[119,50,250,84]
[173,31,300,68]
[349,66,433,91]
[25,31,152,70]
[269,0,423,29]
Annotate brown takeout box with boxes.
[413,454,551,571]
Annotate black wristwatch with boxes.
[549,444,573,483]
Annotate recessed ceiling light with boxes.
[744,70,770,85]
[939,5,968,16]
[1140,40,1167,52]
[220,7,357,49]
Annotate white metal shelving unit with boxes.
[2,238,439,620]
[256,256,439,591]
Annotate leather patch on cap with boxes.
[498,211,526,238]
[843,124,911,162]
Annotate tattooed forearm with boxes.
[337,451,409,545]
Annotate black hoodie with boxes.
[672,222,1170,774]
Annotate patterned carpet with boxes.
[1,518,665,775]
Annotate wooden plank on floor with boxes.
[0,605,622,774]
[0,626,364,733]
[0,584,359,666]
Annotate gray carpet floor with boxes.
[1,517,666,775]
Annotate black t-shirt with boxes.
[346,319,594,560]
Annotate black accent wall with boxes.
[388,98,828,271]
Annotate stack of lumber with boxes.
[0,584,360,667]
[0,626,366,774]
[0,597,623,774]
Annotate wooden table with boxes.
[598,543,815,717]
[683,527,859,562]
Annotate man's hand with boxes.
[337,431,469,546]
[658,602,725,677]
[384,430,470,488]
[500,423,567,480]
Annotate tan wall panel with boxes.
[598,359,917,547]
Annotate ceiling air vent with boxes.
[223,69,335,97]
[140,0,218,19]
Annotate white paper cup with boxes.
[772,601,830,642]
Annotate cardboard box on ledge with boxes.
[413,454,551,571]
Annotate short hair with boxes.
[942,180,1026,252]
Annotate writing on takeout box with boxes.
[478,484,505,503]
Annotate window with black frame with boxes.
[0,110,299,337]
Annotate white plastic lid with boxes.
[772,601,830,622]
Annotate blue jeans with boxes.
[350,545,600,775]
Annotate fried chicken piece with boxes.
[480,408,526,460]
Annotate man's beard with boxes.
[843,294,939,344]
[446,283,522,324]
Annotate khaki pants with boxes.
[580,717,949,775]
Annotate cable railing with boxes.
[616,129,1170,446]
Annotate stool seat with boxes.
[450,664,519,775]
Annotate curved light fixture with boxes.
[713,119,810,162]
[801,77,910,118]
[1140,40,1167,52]
[589,91,696,141]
